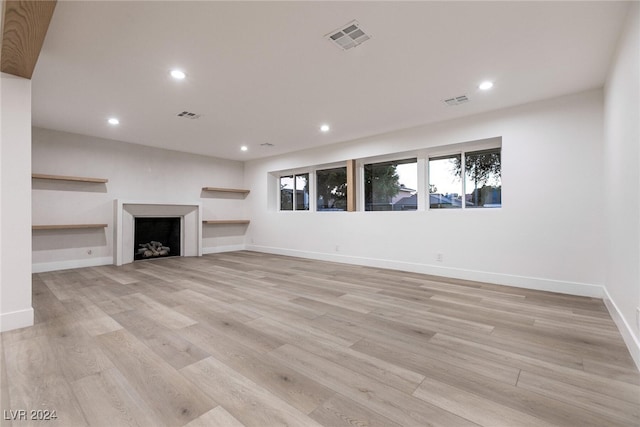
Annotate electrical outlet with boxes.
[636,307,640,330]
[436,253,443,262]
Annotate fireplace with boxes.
[134,217,181,260]
[114,200,202,266]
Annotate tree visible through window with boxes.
[277,145,501,212]
[280,176,293,210]
[295,174,309,210]
[459,148,501,208]
[316,167,347,211]
[280,173,309,211]
[364,159,417,211]
[429,155,463,209]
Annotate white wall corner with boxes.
[0,308,34,332]
[1,73,33,333]
[603,287,640,371]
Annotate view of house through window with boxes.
[295,173,309,210]
[278,144,501,212]
[316,167,347,211]
[465,148,501,208]
[429,154,463,209]
[280,174,309,211]
[428,148,501,209]
[280,176,294,210]
[364,158,417,211]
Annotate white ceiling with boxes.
[31,1,629,161]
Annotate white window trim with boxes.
[426,143,502,211]
[315,163,349,213]
[277,170,312,213]
[357,155,420,213]
[270,136,501,212]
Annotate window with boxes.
[295,173,309,210]
[274,141,501,212]
[429,148,501,209]
[316,167,347,211]
[364,158,417,211]
[465,148,501,208]
[280,176,293,210]
[280,173,309,211]
[429,155,463,209]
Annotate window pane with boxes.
[295,173,309,210]
[364,159,417,211]
[429,155,463,209]
[465,148,501,208]
[280,176,293,211]
[316,167,347,211]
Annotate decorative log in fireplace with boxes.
[137,241,171,258]
[134,217,181,261]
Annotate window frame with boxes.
[426,141,502,210]
[463,147,502,209]
[427,153,464,209]
[278,170,312,212]
[271,137,501,213]
[315,165,349,212]
[362,157,418,212]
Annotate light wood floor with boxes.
[1,251,639,427]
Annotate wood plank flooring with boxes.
[1,251,639,426]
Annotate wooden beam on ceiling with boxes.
[1,0,57,79]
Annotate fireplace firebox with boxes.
[134,217,181,260]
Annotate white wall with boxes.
[245,90,606,297]
[603,2,640,368]
[1,74,34,332]
[32,128,246,272]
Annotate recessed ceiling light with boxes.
[240,146,248,152]
[320,124,330,133]
[479,81,494,90]
[170,69,186,80]
[107,118,119,125]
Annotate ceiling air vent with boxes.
[260,143,274,147]
[444,95,469,106]
[326,20,371,50]
[177,111,201,119]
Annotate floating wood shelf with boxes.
[32,173,108,184]
[32,224,108,230]
[202,220,250,225]
[202,187,250,194]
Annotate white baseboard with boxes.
[32,257,113,273]
[32,247,248,272]
[30,245,606,299]
[246,244,605,298]
[0,308,34,332]
[603,287,640,371]
[202,244,247,255]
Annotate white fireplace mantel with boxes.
[114,200,202,266]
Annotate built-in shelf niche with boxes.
[32,224,108,230]
[32,173,109,183]
[201,187,249,194]
[202,220,250,225]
